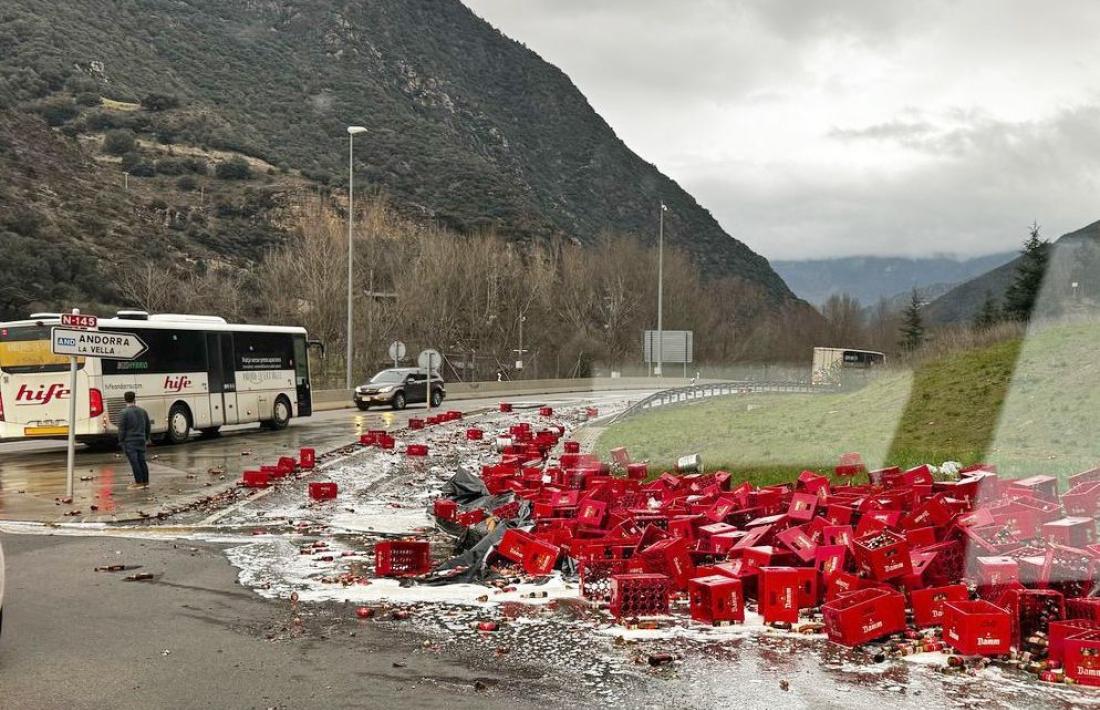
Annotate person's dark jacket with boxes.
[118,405,151,449]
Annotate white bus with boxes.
[0,311,316,445]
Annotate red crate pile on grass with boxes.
[423,429,1100,677]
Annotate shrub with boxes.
[154,158,185,175]
[215,157,253,180]
[38,99,79,126]
[176,175,198,191]
[75,91,101,107]
[181,157,209,175]
[127,161,156,178]
[103,129,136,155]
[141,93,180,112]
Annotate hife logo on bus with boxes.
[164,375,192,393]
[14,383,70,405]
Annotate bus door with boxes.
[293,336,312,417]
[206,333,239,426]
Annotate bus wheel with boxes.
[198,427,221,439]
[270,396,291,430]
[165,404,192,445]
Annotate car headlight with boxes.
[377,385,394,393]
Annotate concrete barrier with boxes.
[311,377,714,412]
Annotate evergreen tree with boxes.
[898,289,926,352]
[973,289,1000,330]
[1003,222,1050,321]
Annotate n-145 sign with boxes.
[51,328,147,361]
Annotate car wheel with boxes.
[356,402,370,411]
[164,403,192,445]
[391,392,406,410]
[430,389,443,407]
[270,396,291,430]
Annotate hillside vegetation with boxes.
[0,0,799,316]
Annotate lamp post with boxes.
[346,126,367,390]
[656,202,668,377]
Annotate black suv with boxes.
[353,368,446,410]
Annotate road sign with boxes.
[417,349,441,371]
[60,313,97,330]
[388,340,407,363]
[643,330,693,364]
[51,328,147,361]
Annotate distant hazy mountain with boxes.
[772,253,1017,307]
[926,219,1100,324]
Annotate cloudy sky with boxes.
[462,0,1100,260]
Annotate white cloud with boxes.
[463,0,1100,258]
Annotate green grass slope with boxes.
[597,335,1034,485]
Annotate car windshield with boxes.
[369,370,406,384]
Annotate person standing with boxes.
[118,391,151,490]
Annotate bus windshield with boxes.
[0,325,83,374]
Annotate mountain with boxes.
[0,0,798,313]
[772,253,1017,307]
[925,220,1100,324]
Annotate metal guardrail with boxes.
[609,380,821,423]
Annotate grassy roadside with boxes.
[594,331,1064,485]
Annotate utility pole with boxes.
[513,314,527,379]
[656,202,667,377]
[345,126,367,389]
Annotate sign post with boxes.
[51,314,147,499]
[418,349,441,417]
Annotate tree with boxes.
[141,93,180,112]
[215,157,253,180]
[898,289,926,352]
[973,289,1000,330]
[1003,222,1050,322]
[103,129,136,155]
[821,293,865,346]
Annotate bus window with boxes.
[0,326,83,373]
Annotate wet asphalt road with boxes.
[0,391,652,523]
[0,533,549,710]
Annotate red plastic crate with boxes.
[499,402,513,413]
[610,573,670,619]
[775,525,817,563]
[308,481,338,501]
[524,538,560,575]
[689,575,744,625]
[433,498,458,520]
[298,447,316,469]
[1064,631,1100,686]
[943,600,1012,655]
[491,500,521,520]
[1050,619,1100,663]
[822,588,906,646]
[787,492,819,522]
[853,529,912,581]
[815,544,848,582]
[1064,482,1100,517]
[996,587,1065,647]
[359,433,376,446]
[242,470,270,488]
[455,508,487,527]
[639,538,696,589]
[497,528,533,563]
[374,540,431,577]
[563,440,581,454]
[1041,517,1096,548]
[911,583,968,628]
[408,418,425,430]
[538,406,554,417]
[1005,475,1059,503]
[277,456,298,474]
[377,434,395,450]
[405,444,429,457]
[465,428,484,441]
[975,556,1019,597]
[1068,597,1100,621]
[759,567,800,624]
[579,558,639,602]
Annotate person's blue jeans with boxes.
[123,445,150,485]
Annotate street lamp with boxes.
[346,126,367,390]
[655,202,668,377]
